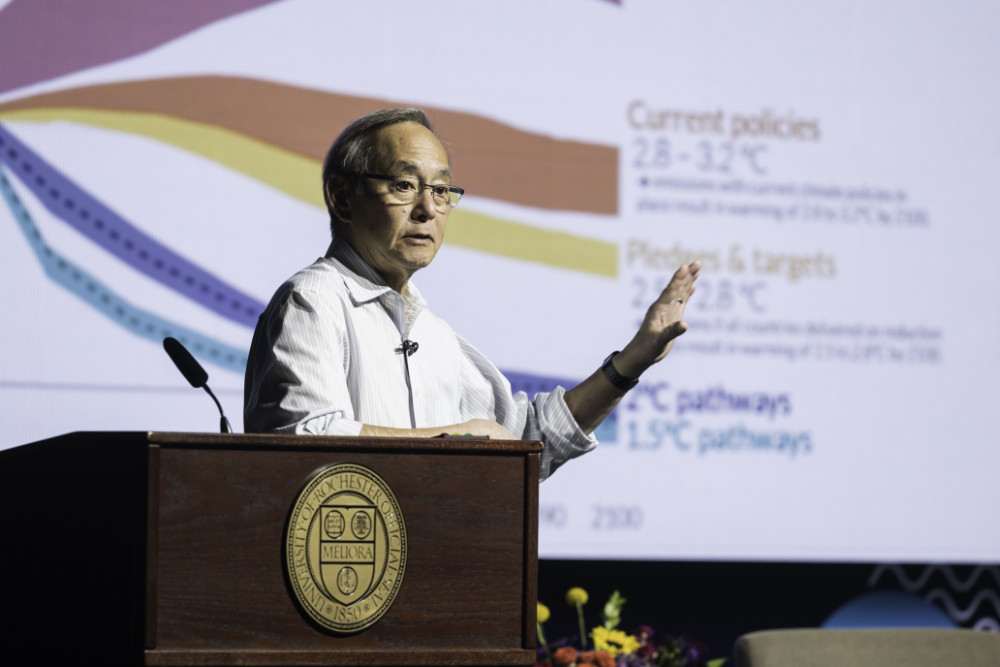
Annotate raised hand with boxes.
[615,260,701,378]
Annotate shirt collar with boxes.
[325,237,426,310]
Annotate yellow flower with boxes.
[537,602,551,623]
[590,626,641,657]
[565,587,589,606]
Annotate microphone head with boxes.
[163,337,209,389]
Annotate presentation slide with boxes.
[1,0,997,562]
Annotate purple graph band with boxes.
[0,124,264,327]
[0,0,281,95]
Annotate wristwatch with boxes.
[601,351,638,391]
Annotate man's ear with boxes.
[325,176,354,224]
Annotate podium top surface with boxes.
[31,430,545,454]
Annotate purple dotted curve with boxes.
[0,123,264,327]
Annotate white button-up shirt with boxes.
[244,239,597,480]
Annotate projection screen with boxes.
[0,0,997,562]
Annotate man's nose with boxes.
[410,187,437,220]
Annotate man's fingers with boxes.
[654,261,701,304]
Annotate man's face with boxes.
[339,122,452,292]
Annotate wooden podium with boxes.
[0,432,541,666]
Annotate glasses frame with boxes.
[363,173,464,209]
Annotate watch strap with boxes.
[601,351,638,391]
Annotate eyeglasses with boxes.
[364,174,464,210]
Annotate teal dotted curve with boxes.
[0,123,263,326]
[0,165,248,373]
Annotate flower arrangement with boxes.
[536,588,726,667]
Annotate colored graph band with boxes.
[0,164,248,373]
[0,123,265,327]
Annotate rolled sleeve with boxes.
[522,386,598,481]
[457,334,598,481]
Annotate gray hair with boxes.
[322,108,435,232]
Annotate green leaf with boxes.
[601,589,627,630]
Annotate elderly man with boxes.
[244,108,699,480]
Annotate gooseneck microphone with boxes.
[162,337,233,434]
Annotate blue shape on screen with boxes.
[0,124,265,327]
[0,165,248,373]
[505,369,618,444]
[822,590,956,629]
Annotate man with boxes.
[244,108,700,480]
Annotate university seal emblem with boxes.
[284,463,407,633]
